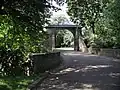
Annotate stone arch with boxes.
[45,25,81,51]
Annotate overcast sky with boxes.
[51,1,75,25]
[52,1,68,16]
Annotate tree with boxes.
[66,0,116,49]
[51,15,70,25]
[0,0,65,76]
[94,0,120,48]
[0,0,65,30]
[66,0,110,33]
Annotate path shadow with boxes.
[38,51,120,90]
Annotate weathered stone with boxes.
[88,48,120,59]
[29,52,62,74]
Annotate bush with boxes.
[0,15,48,76]
[0,47,31,76]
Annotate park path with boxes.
[35,51,120,90]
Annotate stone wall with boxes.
[88,48,120,59]
[29,52,62,74]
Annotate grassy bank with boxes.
[0,76,35,90]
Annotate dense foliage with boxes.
[0,0,64,76]
[0,15,49,76]
[0,76,34,90]
[67,0,120,48]
[93,0,120,48]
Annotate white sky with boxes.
[52,1,69,17]
[51,1,75,25]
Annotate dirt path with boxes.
[35,51,120,90]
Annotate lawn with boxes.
[0,76,36,90]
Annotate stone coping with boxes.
[30,52,60,56]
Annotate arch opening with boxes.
[55,29,74,49]
[46,25,81,51]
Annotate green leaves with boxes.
[67,0,120,48]
[0,0,64,30]
[0,15,49,76]
[67,0,109,28]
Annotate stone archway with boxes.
[45,25,81,51]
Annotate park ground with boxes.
[34,50,120,90]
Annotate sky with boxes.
[51,1,75,25]
[52,1,68,18]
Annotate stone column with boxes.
[74,28,79,51]
[47,29,56,51]
[51,31,55,51]
[73,33,76,51]
[48,30,52,51]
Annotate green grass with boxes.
[0,76,35,90]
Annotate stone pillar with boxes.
[48,30,52,51]
[74,28,79,51]
[47,29,56,51]
[73,33,76,51]
[51,31,55,51]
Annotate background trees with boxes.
[66,0,120,49]
[93,0,120,48]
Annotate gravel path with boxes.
[35,51,120,90]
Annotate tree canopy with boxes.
[67,0,110,32]
[66,0,120,48]
[0,0,65,30]
[0,0,65,76]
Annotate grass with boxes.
[0,76,36,90]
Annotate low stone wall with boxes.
[29,52,62,74]
[88,48,120,59]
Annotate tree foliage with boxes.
[94,0,120,48]
[0,0,65,76]
[0,15,49,76]
[67,0,120,48]
[67,0,110,32]
[0,0,65,30]
[67,0,104,48]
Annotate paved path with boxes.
[36,51,120,90]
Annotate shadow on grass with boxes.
[0,76,35,90]
[0,84,11,90]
